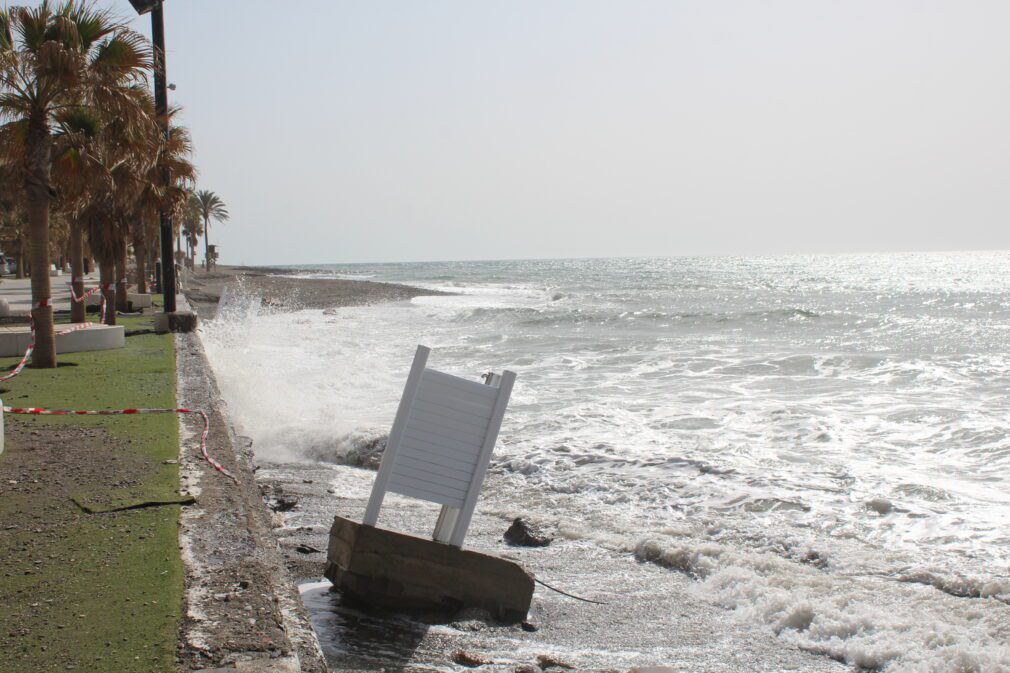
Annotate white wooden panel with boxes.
[421,369,498,400]
[388,475,466,508]
[410,398,494,432]
[405,414,488,448]
[399,436,482,467]
[390,460,472,491]
[413,387,496,420]
[364,345,430,526]
[449,370,516,547]
[363,345,516,548]
[395,451,477,480]
[401,423,483,450]
[401,428,485,458]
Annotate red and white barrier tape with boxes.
[3,287,116,383]
[2,405,239,485]
[0,321,34,383]
[66,280,102,304]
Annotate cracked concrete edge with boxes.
[174,328,327,673]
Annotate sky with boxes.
[121,1,1010,265]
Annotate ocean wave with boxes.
[632,537,1010,672]
[897,569,1010,603]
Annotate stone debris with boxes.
[269,495,299,512]
[504,517,553,547]
[536,654,573,670]
[453,649,492,667]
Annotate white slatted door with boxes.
[362,345,516,548]
[387,369,497,506]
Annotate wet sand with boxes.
[182,265,446,318]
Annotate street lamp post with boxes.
[130,0,176,314]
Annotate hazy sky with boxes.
[123,1,1010,265]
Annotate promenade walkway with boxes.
[0,272,100,314]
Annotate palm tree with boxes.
[133,107,196,294]
[0,2,150,366]
[81,87,158,325]
[191,189,228,271]
[180,191,202,270]
[50,107,106,322]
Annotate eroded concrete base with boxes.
[325,515,534,622]
[128,292,153,309]
[155,309,198,333]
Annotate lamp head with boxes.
[128,0,161,15]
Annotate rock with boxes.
[516,666,540,673]
[536,654,573,670]
[866,497,894,515]
[451,607,494,631]
[453,649,492,667]
[504,518,552,547]
[340,436,386,470]
[451,619,487,632]
[627,668,680,673]
[294,544,322,554]
[520,620,538,632]
[270,495,298,512]
[454,607,494,622]
[800,549,828,569]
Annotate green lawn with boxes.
[0,301,185,672]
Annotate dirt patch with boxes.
[0,419,183,672]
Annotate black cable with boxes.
[533,577,608,605]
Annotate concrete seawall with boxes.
[174,328,326,672]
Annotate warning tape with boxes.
[66,281,102,304]
[2,285,122,383]
[0,324,34,383]
[2,405,239,485]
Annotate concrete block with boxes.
[154,310,198,334]
[0,298,9,318]
[128,293,153,309]
[325,514,534,622]
[55,325,124,354]
[0,324,124,357]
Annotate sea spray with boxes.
[199,287,401,464]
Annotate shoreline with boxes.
[181,265,449,319]
[186,268,848,673]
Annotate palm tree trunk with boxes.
[99,261,116,326]
[134,226,147,295]
[115,246,129,313]
[25,115,56,368]
[70,218,86,324]
[15,248,24,279]
[203,216,210,270]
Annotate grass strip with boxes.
[0,302,185,673]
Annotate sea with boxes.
[200,253,1010,672]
